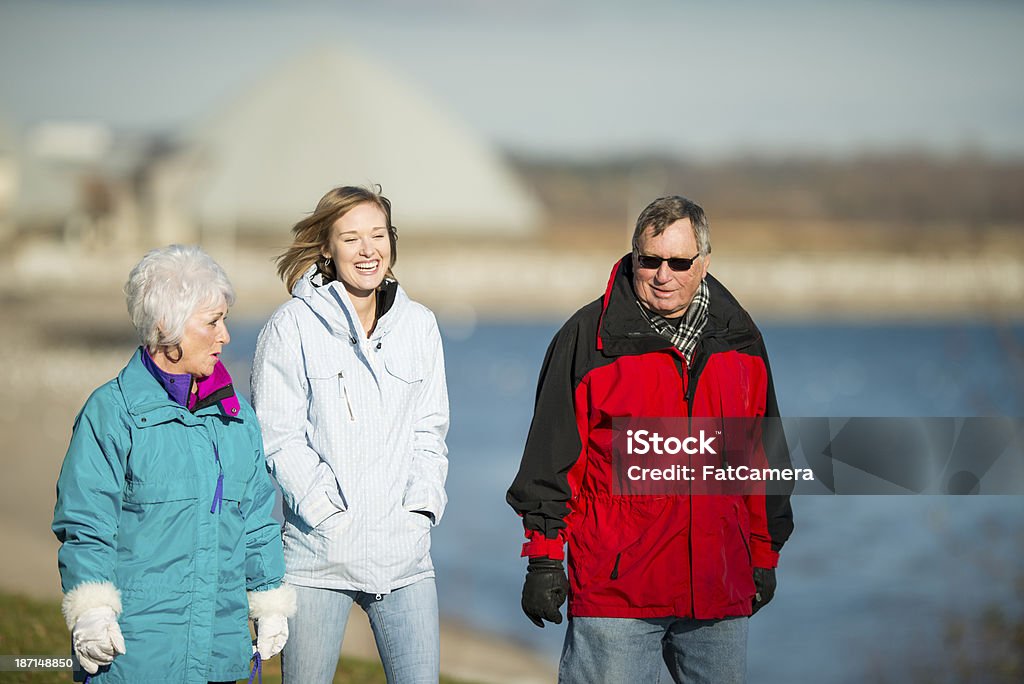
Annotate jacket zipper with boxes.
[338,372,355,422]
[671,349,698,618]
[211,443,224,514]
[737,521,752,565]
[685,350,711,420]
[610,553,622,580]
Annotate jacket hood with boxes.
[598,254,761,356]
[290,264,408,342]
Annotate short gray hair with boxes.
[124,245,235,349]
[631,195,711,256]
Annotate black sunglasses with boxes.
[635,253,701,272]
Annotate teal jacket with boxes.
[52,349,285,683]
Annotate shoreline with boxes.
[2,240,1022,322]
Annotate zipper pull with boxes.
[210,444,223,514]
[338,372,355,422]
[343,384,356,422]
[211,473,224,514]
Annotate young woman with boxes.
[251,185,449,684]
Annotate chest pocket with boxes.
[123,479,199,504]
[381,355,424,423]
[118,478,201,589]
[383,354,424,385]
[305,356,356,422]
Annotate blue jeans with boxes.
[559,616,748,684]
[281,579,439,684]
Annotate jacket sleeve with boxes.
[401,314,449,525]
[239,411,286,592]
[52,389,129,596]
[506,319,589,560]
[251,312,344,529]
[745,338,794,568]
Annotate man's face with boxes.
[632,218,709,319]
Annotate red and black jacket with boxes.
[507,255,794,619]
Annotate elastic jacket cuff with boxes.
[751,544,779,568]
[521,530,565,560]
[248,584,297,620]
[403,481,445,523]
[300,488,346,529]
[62,581,122,630]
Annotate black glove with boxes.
[751,567,776,615]
[521,557,569,628]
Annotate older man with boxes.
[507,195,794,683]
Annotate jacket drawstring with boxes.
[248,652,262,684]
[211,443,224,514]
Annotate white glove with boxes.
[255,614,289,660]
[72,606,126,674]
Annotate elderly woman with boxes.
[251,185,449,683]
[52,245,295,683]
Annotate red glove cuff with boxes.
[521,530,565,560]
[751,544,779,568]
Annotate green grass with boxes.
[0,591,476,684]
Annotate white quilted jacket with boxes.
[251,267,449,593]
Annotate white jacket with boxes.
[251,267,449,593]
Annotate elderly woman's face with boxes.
[177,298,230,378]
[323,202,391,298]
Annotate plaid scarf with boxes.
[637,279,709,365]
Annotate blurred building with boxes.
[2,46,543,252]
[8,121,151,249]
[160,48,542,244]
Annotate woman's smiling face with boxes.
[322,202,392,298]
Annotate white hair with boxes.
[124,245,235,350]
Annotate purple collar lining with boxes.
[141,347,192,407]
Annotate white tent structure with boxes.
[175,47,542,239]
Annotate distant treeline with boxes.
[508,152,1024,228]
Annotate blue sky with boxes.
[1,0,1022,158]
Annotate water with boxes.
[224,320,1024,683]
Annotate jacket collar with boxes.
[597,254,760,357]
[291,264,406,343]
[190,359,241,416]
[118,349,241,428]
[140,346,192,406]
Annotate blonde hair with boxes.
[276,185,398,292]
